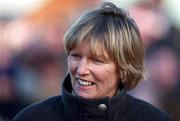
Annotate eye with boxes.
[71,53,80,57]
[69,52,81,59]
[93,58,104,64]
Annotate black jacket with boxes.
[12,75,172,121]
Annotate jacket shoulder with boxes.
[126,94,172,121]
[12,96,65,121]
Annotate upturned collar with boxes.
[62,74,127,121]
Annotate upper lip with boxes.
[76,77,94,83]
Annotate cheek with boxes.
[105,69,116,81]
[68,60,77,74]
[97,65,118,82]
[106,66,119,83]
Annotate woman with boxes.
[12,2,172,121]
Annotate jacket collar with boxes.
[62,74,127,121]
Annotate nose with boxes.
[77,58,89,75]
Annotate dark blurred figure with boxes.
[0,42,66,121]
[130,44,180,121]
[12,45,66,101]
[0,17,29,121]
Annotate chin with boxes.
[77,92,94,99]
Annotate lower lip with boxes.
[76,81,95,90]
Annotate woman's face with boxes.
[68,43,120,99]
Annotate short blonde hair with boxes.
[64,2,145,90]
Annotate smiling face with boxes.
[67,43,120,99]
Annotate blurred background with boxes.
[0,0,179,121]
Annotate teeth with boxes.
[78,79,94,86]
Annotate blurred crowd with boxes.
[128,0,180,120]
[0,0,180,121]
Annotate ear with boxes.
[119,70,124,80]
[119,70,127,84]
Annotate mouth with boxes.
[77,78,95,87]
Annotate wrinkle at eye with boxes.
[104,65,113,81]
